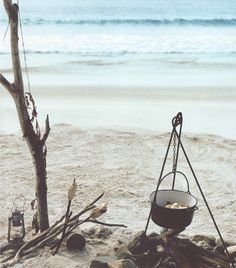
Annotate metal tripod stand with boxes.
[144,112,235,267]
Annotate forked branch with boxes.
[41,115,50,144]
[0,74,14,94]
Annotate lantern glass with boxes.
[11,225,24,240]
[12,210,22,227]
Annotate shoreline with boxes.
[1,83,236,99]
[16,85,236,101]
[1,85,236,139]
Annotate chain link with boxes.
[172,132,177,172]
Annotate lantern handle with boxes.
[10,195,26,215]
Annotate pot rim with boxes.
[150,189,198,209]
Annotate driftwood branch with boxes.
[3,0,23,91]
[41,115,50,144]
[2,0,50,232]
[0,74,14,93]
[87,192,104,207]
[53,209,72,255]
[3,1,21,91]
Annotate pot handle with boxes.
[158,171,191,193]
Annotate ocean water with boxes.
[1,0,236,87]
[1,1,236,138]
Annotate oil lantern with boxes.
[8,195,26,242]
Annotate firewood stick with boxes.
[53,206,72,255]
[87,219,127,228]
[86,192,104,207]
[66,216,91,235]
[53,178,77,255]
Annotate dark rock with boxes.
[149,231,159,237]
[109,259,137,268]
[121,259,137,268]
[226,245,236,258]
[90,257,113,268]
[83,226,98,237]
[115,245,134,261]
[216,238,233,247]
[195,240,211,249]
[90,260,109,268]
[97,227,113,239]
[213,245,225,255]
[148,232,161,239]
[192,234,216,248]
[127,231,148,255]
[127,230,162,255]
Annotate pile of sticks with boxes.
[1,190,126,267]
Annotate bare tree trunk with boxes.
[0,0,49,231]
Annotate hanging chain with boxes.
[172,132,177,172]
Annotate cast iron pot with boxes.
[150,171,198,229]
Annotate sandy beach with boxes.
[0,121,236,267]
[1,66,236,268]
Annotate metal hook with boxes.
[172,112,183,128]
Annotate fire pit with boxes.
[144,112,235,267]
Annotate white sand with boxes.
[0,124,236,267]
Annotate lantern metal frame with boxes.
[8,195,26,242]
[144,112,235,267]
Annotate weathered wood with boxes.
[1,0,50,232]
[69,192,104,222]
[163,236,231,268]
[53,209,72,255]
[53,179,77,255]
[128,231,162,255]
[0,73,13,93]
[87,219,127,228]
[66,232,86,251]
